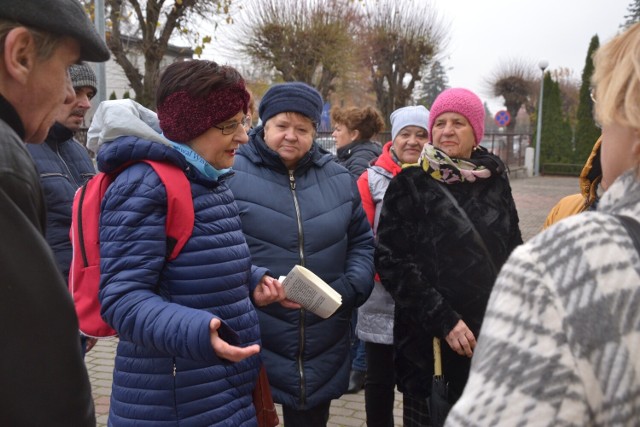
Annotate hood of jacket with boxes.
[579,136,602,208]
[374,141,403,175]
[336,139,382,161]
[238,125,335,172]
[87,99,172,155]
[87,99,214,185]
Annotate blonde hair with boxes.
[592,22,640,130]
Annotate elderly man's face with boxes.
[22,36,80,143]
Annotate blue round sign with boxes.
[494,110,511,127]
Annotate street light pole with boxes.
[534,59,549,177]
[95,0,107,105]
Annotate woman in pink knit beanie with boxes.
[374,87,522,426]
[428,87,485,159]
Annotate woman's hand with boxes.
[445,320,476,358]
[253,275,286,306]
[252,275,301,309]
[209,318,260,362]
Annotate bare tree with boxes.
[489,58,537,126]
[359,0,448,123]
[487,58,537,160]
[229,0,361,100]
[103,0,233,108]
[550,67,580,128]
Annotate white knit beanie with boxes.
[390,105,430,141]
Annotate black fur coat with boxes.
[374,150,522,401]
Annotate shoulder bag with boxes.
[253,364,279,427]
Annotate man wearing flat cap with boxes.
[0,0,109,425]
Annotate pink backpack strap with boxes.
[141,160,194,260]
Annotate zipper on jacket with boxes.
[172,358,180,424]
[289,170,307,405]
[55,144,81,187]
[297,308,306,406]
[289,171,305,266]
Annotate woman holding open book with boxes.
[228,82,375,427]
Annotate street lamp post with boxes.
[534,59,549,177]
[95,0,107,105]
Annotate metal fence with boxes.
[77,126,530,171]
[479,132,531,169]
[316,131,531,169]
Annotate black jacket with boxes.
[336,139,382,179]
[375,149,522,401]
[0,95,95,426]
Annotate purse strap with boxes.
[438,183,498,276]
[616,215,640,254]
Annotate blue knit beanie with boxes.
[258,82,323,127]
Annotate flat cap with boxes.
[0,0,109,62]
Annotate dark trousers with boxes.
[282,401,331,427]
[403,393,431,427]
[364,342,395,427]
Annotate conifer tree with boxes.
[574,35,600,164]
[418,60,449,108]
[535,73,573,169]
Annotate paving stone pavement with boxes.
[85,175,580,427]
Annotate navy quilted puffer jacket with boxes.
[26,123,95,281]
[228,126,375,410]
[96,130,262,426]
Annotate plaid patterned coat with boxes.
[447,170,640,426]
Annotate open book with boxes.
[278,265,342,319]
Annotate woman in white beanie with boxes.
[356,105,430,427]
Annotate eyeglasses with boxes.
[212,115,251,135]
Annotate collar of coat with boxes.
[0,94,25,139]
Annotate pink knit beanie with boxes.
[428,88,485,145]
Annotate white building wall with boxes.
[85,48,191,124]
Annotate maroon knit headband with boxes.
[157,81,249,143]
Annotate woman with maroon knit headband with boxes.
[86,60,293,426]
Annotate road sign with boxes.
[494,110,511,127]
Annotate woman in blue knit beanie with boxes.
[228,82,375,427]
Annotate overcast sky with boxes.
[205,0,631,116]
[432,0,630,114]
